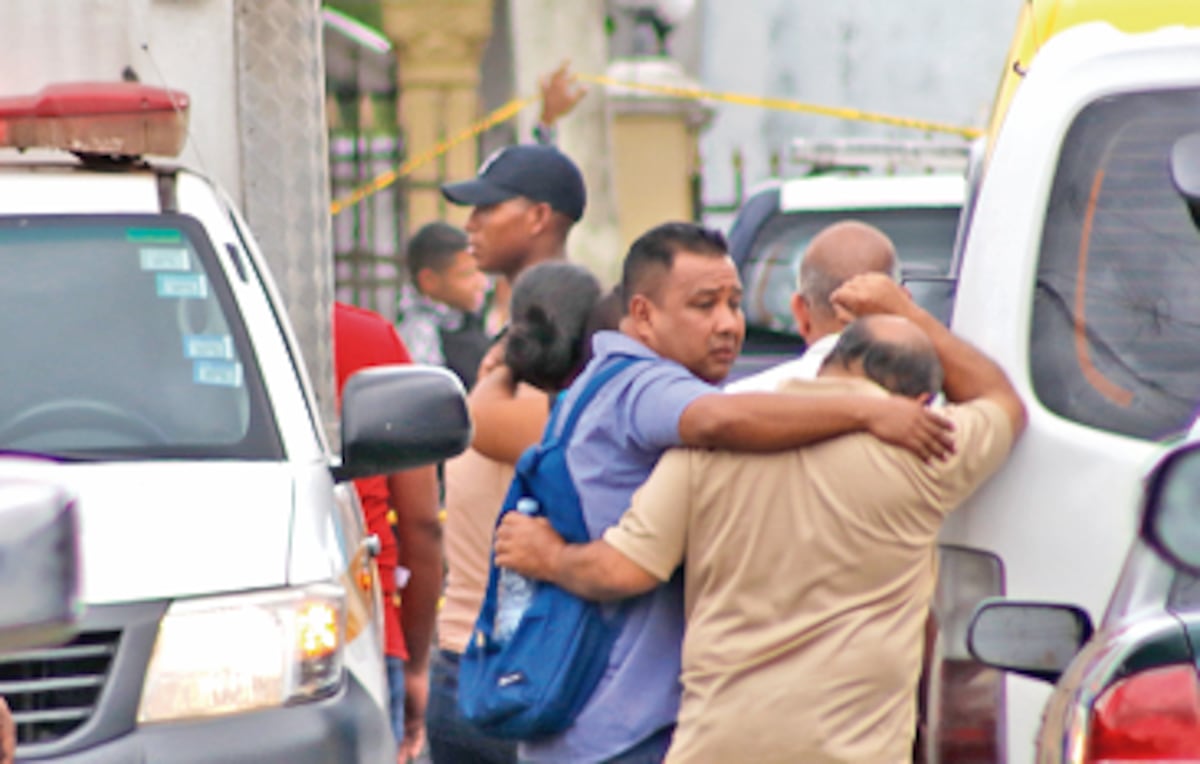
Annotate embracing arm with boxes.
[468,365,551,464]
[678,390,955,461]
[494,451,690,602]
[494,514,659,601]
[832,274,1027,437]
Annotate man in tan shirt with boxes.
[494,274,1026,763]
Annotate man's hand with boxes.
[495,513,565,581]
[398,668,427,762]
[0,696,14,764]
[830,272,915,323]
[539,60,587,127]
[864,396,955,462]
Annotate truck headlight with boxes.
[137,583,345,723]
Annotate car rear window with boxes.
[1030,87,1200,443]
[739,206,960,334]
[0,215,281,460]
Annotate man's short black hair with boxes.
[821,319,944,398]
[406,222,469,283]
[620,222,729,311]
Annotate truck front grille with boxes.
[0,630,119,745]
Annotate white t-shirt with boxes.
[725,333,840,392]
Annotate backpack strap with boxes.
[548,354,641,445]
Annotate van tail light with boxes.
[1088,664,1200,762]
[922,546,1005,763]
[0,82,189,158]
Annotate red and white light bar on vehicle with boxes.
[0,82,189,159]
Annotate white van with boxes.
[920,23,1200,764]
[0,82,470,761]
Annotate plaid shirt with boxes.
[394,283,468,367]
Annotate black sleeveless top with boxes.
[438,311,491,391]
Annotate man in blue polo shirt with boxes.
[517,221,954,763]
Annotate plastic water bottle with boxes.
[494,497,539,643]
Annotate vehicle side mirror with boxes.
[333,365,472,482]
[1169,132,1200,229]
[966,599,1093,684]
[0,481,81,652]
[1141,441,1200,574]
[899,274,956,326]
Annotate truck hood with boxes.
[0,457,296,604]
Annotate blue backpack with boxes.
[458,356,641,739]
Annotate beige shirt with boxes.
[437,446,513,653]
[438,382,550,653]
[603,378,1014,764]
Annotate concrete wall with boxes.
[694,0,1024,229]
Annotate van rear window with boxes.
[0,215,281,460]
[1031,88,1200,442]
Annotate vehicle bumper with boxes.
[21,674,395,764]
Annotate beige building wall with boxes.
[607,58,714,252]
[612,114,699,249]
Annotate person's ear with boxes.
[627,293,655,342]
[791,292,814,340]
[526,202,553,236]
[416,267,441,297]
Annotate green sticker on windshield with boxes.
[126,228,183,244]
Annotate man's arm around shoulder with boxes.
[493,449,694,602]
[494,515,660,601]
[833,273,1027,439]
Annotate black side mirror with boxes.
[899,274,957,326]
[0,481,80,651]
[333,365,472,482]
[966,598,1094,684]
[1169,131,1200,229]
[1141,441,1200,574]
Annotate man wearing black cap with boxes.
[442,142,586,284]
[424,80,590,764]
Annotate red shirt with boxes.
[333,301,412,660]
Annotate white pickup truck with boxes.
[0,82,469,762]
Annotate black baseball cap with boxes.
[441,144,586,222]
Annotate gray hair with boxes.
[796,250,902,313]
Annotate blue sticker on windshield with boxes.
[156,273,208,299]
[183,335,234,361]
[139,247,190,271]
[193,360,243,388]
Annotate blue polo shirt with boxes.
[521,331,716,763]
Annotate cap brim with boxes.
[440,178,516,207]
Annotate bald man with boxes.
[727,219,898,392]
[494,275,1025,762]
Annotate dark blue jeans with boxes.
[426,649,518,764]
[386,655,406,748]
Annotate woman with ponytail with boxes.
[426,261,619,763]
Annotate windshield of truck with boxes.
[1030,88,1200,443]
[740,206,960,334]
[0,216,281,460]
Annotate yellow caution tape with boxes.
[578,73,983,140]
[329,76,981,215]
[329,95,536,216]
